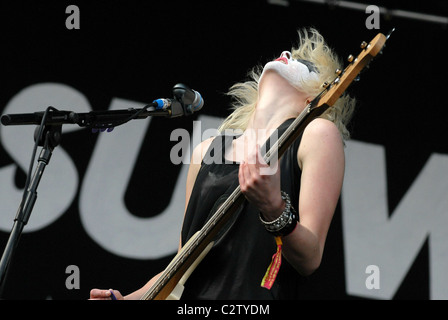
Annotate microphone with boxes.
[153,83,204,115]
[173,83,204,113]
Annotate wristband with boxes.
[259,191,299,237]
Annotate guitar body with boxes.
[140,32,388,300]
[164,232,214,300]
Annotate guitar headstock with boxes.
[317,32,387,108]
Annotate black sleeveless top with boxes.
[180,119,304,299]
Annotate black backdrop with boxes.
[0,0,447,300]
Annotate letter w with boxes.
[342,140,448,299]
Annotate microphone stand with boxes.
[0,123,61,295]
[0,97,193,296]
[1,104,171,127]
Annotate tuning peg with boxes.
[360,41,368,49]
[335,69,342,76]
[347,54,354,63]
[322,81,330,89]
[386,27,395,40]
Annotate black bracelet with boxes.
[259,191,299,237]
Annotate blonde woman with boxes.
[91,28,355,300]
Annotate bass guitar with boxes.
[140,31,389,300]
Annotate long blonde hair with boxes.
[218,28,356,141]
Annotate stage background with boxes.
[0,0,447,300]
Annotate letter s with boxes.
[0,83,86,232]
[79,105,222,259]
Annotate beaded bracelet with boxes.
[259,191,299,237]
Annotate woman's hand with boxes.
[238,144,284,221]
[89,288,124,300]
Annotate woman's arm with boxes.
[89,138,214,300]
[282,118,345,275]
[239,118,344,276]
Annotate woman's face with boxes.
[259,51,318,91]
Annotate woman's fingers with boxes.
[89,288,122,300]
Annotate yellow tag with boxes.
[260,236,283,289]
